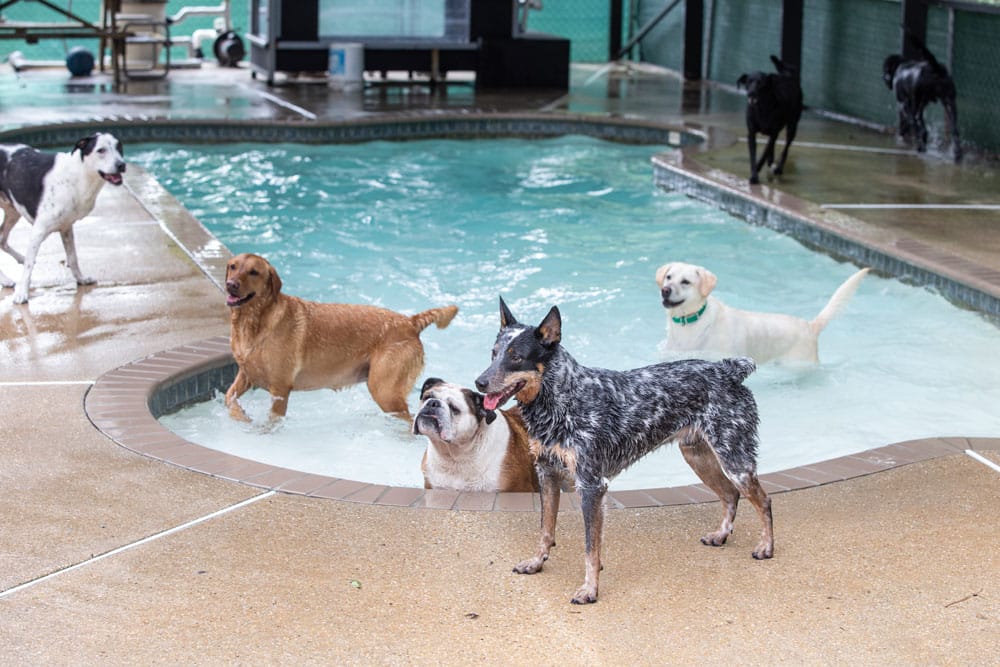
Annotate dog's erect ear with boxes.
[499,296,518,328]
[419,377,444,399]
[536,306,562,347]
[655,263,673,288]
[698,268,718,297]
[737,74,748,89]
[74,135,98,160]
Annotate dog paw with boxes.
[1,279,13,289]
[76,276,96,286]
[513,556,546,575]
[748,175,760,185]
[752,543,774,560]
[570,585,598,605]
[699,531,730,547]
[12,291,28,304]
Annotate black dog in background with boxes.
[883,34,961,162]
[737,55,804,185]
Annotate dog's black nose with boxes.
[424,398,441,409]
[474,377,488,392]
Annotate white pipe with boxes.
[192,28,219,52]
[966,449,1000,475]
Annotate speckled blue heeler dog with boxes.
[475,297,774,604]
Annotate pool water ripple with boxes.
[133,136,1000,491]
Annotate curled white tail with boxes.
[810,268,870,334]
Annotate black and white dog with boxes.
[0,133,126,303]
[883,34,961,162]
[475,297,773,605]
[737,55,804,185]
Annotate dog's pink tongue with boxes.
[483,394,503,411]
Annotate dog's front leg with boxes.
[572,483,607,604]
[513,465,561,575]
[759,133,778,172]
[59,227,95,286]
[224,370,253,422]
[747,131,760,184]
[773,121,798,176]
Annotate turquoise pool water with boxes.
[134,136,1000,490]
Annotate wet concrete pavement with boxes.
[1,62,998,663]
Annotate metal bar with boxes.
[781,0,803,72]
[609,0,623,62]
[613,0,682,60]
[683,0,703,80]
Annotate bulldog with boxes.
[412,378,538,492]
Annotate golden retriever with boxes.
[224,253,458,422]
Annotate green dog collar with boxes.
[671,302,707,326]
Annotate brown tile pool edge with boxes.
[83,337,1000,512]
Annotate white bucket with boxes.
[329,42,364,89]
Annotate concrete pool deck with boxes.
[1,63,998,663]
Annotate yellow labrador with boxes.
[656,261,869,364]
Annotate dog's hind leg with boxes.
[12,223,50,303]
[368,340,424,420]
[733,474,773,560]
[59,227,95,286]
[514,463,561,575]
[912,101,929,153]
[678,430,740,547]
[0,207,21,288]
[944,97,962,162]
[571,483,607,604]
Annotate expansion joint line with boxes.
[0,491,277,600]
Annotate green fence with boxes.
[3,1,996,153]
[636,0,1000,153]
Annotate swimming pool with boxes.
[133,136,1000,490]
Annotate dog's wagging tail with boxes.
[476,296,773,604]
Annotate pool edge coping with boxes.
[83,334,1000,511]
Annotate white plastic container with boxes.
[328,42,364,89]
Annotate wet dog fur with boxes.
[475,297,773,604]
[883,32,961,162]
[413,378,538,492]
[656,261,870,364]
[737,55,803,185]
[224,253,458,423]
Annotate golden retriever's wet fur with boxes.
[224,253,458,422]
